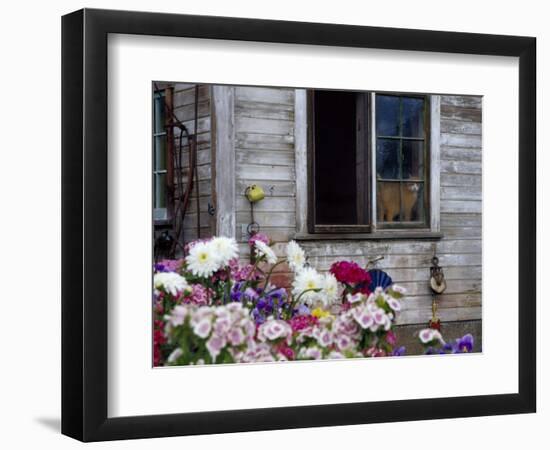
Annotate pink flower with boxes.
[248,232,270,247]
[227,327,246,346]
[317,329,334,348]
[385,330,397,346]
[193,318,212,338]
[206,334,227,361]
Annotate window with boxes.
[153,90,173,221]
[308,90,432,234]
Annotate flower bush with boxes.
[153,235,474,366]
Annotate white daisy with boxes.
[254,240,277,264]
[320,273,341,306]
[291,267,324,304]
[186,241,219,277]
[210,236,239,266]
[154,272,190,297]
[286,240,306,272]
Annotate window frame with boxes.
[297,89,441,240]
[152,87,175,224]
[373,91,431,231]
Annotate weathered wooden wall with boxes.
[171,83,214,242]
[231,87,482,326]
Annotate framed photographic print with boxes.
[61,8,536,442]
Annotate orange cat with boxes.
[377,183,420,222]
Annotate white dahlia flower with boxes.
[286,240,306,272]
[154,272,190,297]
[186,241,219,277]
[291,267,324,304]
[210,236,239,267]
[254,240,278,265]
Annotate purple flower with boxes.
[392,346,406,356]
[454,334,474,353]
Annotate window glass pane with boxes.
[377,181,401,223]
[401,97,424,137]
[155,173,167,209]
[154,135,167,171]
[376,95,400,136]
[154,95,165,133]
[402,140,424,180]
[401,182,424,222]
[376,139,400,179]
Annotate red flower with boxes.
[330,261,371,286]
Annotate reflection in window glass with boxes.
[376,139,400,179]
[401,97,424,137]
[376,95,400,136]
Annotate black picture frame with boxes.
[61,8,536,442]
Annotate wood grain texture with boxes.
[212,85,236,238]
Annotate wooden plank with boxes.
[396,306,481,325]
[441,133,482,148]
[236,211,295,228]
[437,239,482,254]
[440,119,482,135]
[441,173,481,187]
[236,149,294,166]
[308,253,481,271]
[294,89,308,236]
[394,279,481,296]
[236,101,294,121]
[235,86,294,105]
[236,196,295,213]
[173,85,210,106]
[441,159,482,175]
[173,100,211,121]
[440,105,482,122]
[300,240,480,257]
[236,132,294,151]
[387,265,482,283]
[212,85,236,238]
[176,164,211,181]
[441,200,482,214]
[440,95,482,108]
[236,179,296,197]
[441,146,482,162]
[403,293,482,309]
[170,116,210,135]
[441,227,482,239]
[174,130,211,146]
[236,116,293,136]
[441,185,482,201]
[440,213,481,227]
[236,164,294,181]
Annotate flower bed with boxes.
[153,234,473,366]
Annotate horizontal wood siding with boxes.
[234,87,296,244]
[229,89,481,326]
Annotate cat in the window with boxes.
[377,182,420,222]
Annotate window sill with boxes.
[293,230,443,241]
